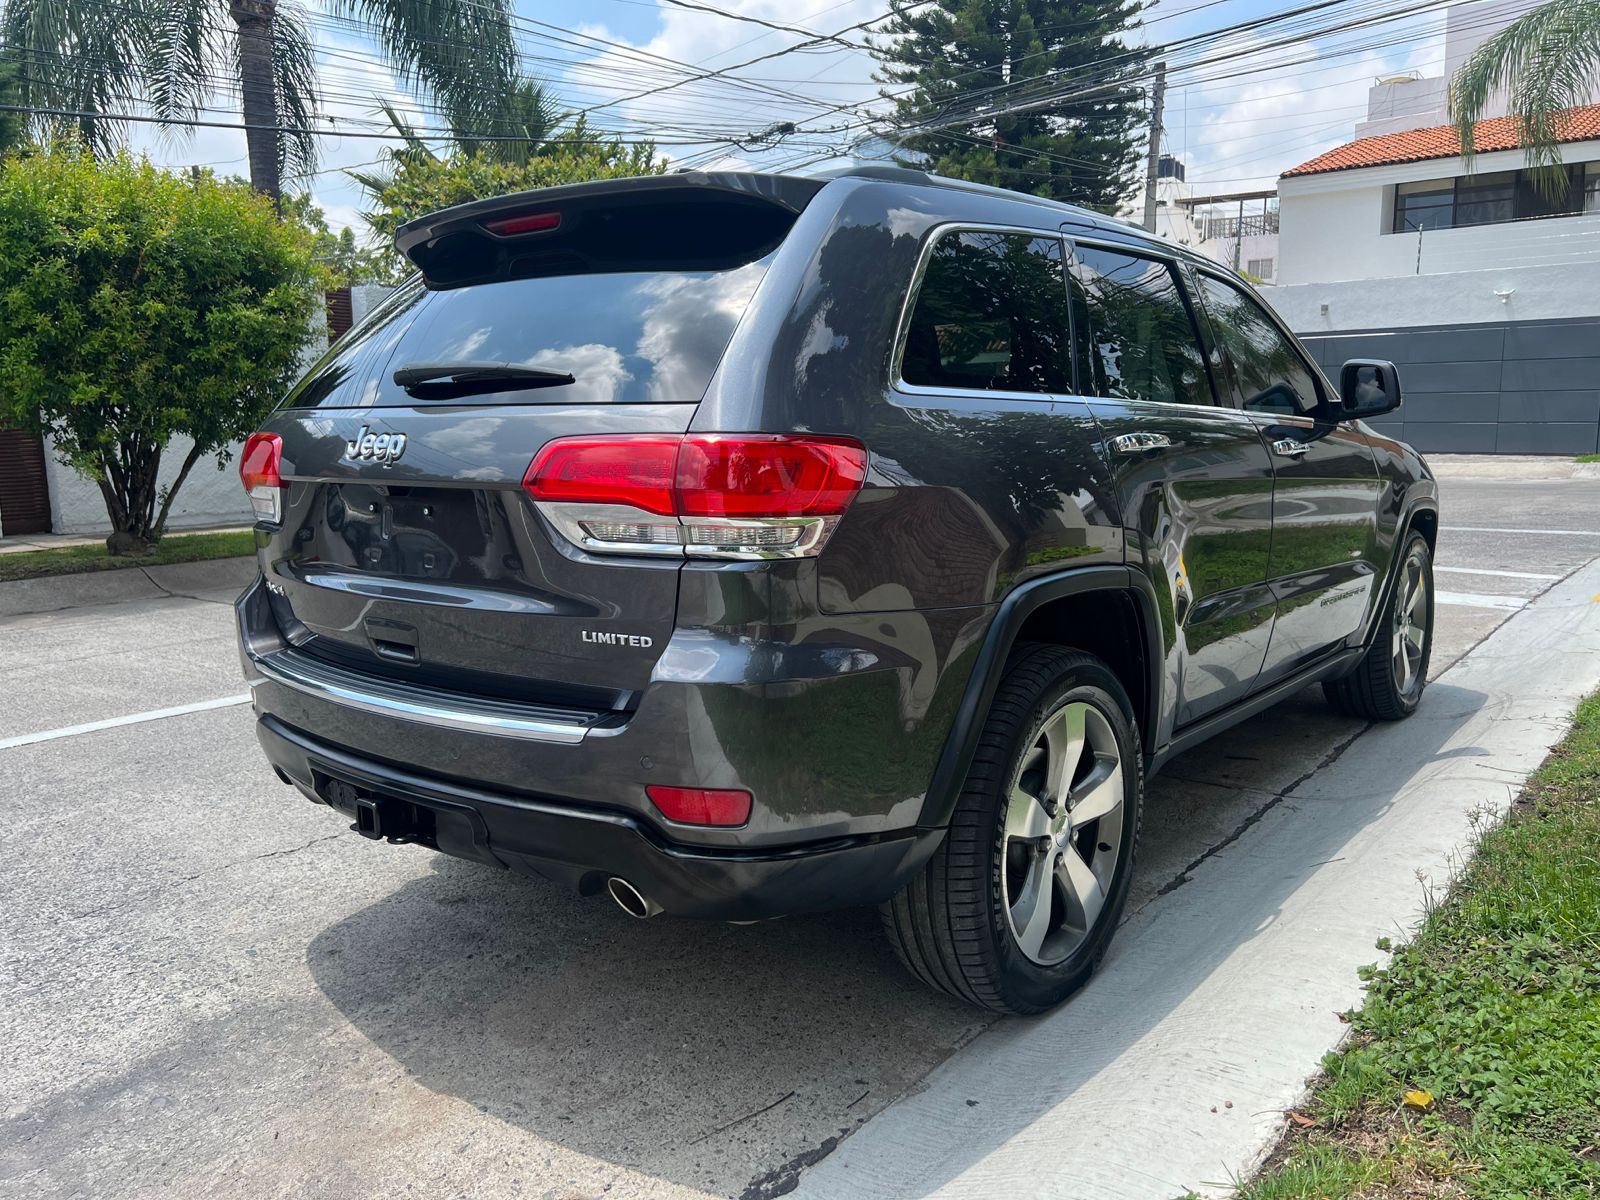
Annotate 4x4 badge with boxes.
[345,424,407,465]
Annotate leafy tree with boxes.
[351,124,667,277]
[0,0,519,201]
[1450,0,1600,198]
[280,192,393,285]
[871,0,1149,210]
[0,148,320,553]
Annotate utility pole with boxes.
[1141,61,1167,233]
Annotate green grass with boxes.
[0,529,256,583]
[1241,691,1600,1199]
[1577,454,1600,464]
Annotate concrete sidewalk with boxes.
[1426,454,1600,480]
[794,560,1600,1200]
[0,525,250,555]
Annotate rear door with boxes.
[1189,269,1384,683]
[1067,239,1278,728]
[256,180,810,711]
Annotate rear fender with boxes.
[915,566,1163,830]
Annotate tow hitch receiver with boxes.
[317,774,432,845]
[352,796,385,840]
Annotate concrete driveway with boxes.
[3,474,1597,1200]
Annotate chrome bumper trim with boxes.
[247,649,596,744]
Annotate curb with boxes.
[0,556,258,619]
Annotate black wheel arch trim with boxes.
[915,565,1163,831]
[1354,489,1439,654]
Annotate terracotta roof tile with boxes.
[1280,104,1600,178]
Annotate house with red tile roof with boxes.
[1275,106,1600,286]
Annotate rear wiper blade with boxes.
[393,361,576,401]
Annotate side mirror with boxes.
[1337,358,1403,421]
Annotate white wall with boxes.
[1260,260,1600,332]
[1277,139,1600,284]
[43,434,257,536]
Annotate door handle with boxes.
[1108,432,1174,454]
[1271,438,1311,458]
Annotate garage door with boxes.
[0,428,51,536]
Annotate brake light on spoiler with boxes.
[523,434,868,560]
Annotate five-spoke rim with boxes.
[1391,550,1429,696]
[1002,700,1126,966]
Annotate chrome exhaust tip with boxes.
[607,876,663,919]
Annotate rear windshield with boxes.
[284,257,771,408]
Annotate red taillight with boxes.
[675,435,868,517]
[523,436,680,515]
[239,433,282,491]
[522,434,868,560]
[239,433,284,524]
[483,210,561,237]
[646,785,752,827]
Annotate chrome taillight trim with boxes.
[534,502,838,560]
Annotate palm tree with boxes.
[0,0,519,201]
[365,75,569,168]
[1450,0,1600,195]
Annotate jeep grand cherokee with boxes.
[236,168,1436,1013]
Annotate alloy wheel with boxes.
[1002,700,1126,966]
[1391,550,1429,696]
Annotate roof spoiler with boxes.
[394,172,829,288]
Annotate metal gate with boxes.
[0,427,52,536]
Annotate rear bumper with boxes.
[256,714,943,920]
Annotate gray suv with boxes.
[237,168,1437,1013]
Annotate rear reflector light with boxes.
[239,433,284,524]
[523,434,867,560]
[646,785,752,827]
[483,210,561,237]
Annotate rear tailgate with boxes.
[254,174,822,710]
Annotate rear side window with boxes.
[284,257,771,409]
[900,230,1071,395]
[1193,273,1325,417]
[1069,245,1213,408]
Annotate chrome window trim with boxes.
[1063,233,1232,415]
[889,221,1076,405]
[247,647,597,744]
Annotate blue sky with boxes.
[124,0,1460,239]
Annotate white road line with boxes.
[0,694,251,751]
[1435,590,1528,611]
[1435,566,1561,581]
[1443,525,1600,537]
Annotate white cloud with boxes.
[1159,20,1448,192]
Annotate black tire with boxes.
[1324,531,1434,721]
[881,644,1143,1014]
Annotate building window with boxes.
[1391,163,1594,232]
[1394,180,1455,231]
[1455,170,1516,225]
[1246,257,1275,280]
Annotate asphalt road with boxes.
[3,474,1597,1200]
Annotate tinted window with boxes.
[901,231,1071,394]
[1393,181,1456,232]
[1195,273,1324,417]
[1070,245,1212,407]
[284,258,771,408]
